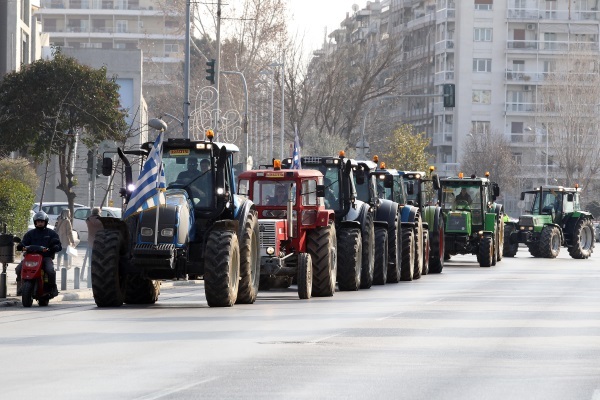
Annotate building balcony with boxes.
[435,7,455,23]
[432,132,453,147]
[505,102,537,114]
[435,40,455,53]
[434,71,454,84]
[507,7,599,21]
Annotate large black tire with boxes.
[503,224,519,257]
[359,212,375,289]
[496,220,504,262]
[297,253,312,299]
[372,226,388,285]
[21,281,33,308]
[429,217,444,274]
[400,229,415,281]
[568,218,595,259]
[124,274,160,304]
[422,229,430,276]
[478,235,493,268]
[527,243,542,258]
[308,221,337,297]
[38,297,50,307]
[386,215,402,284]
[91,230,126,307]
[204,230,240,307]
[236,210,260,304]
[337,227,362,291]
[539,226,561,258]
[413,215,424,279]
[491,231,498,266]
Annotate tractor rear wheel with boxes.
[503,224,519,257]
[297,253,312,299]
[568,219,595,259]
[497,220,505,262]
[236,210,260,304]
[360,212,375,289]
[491,231,498,266]
[540,226,561,258]
[422,229,430,275]
[204,230,240,307]
[429,217,445,274]
[478,235,493,268]
[308,221,337,297]
[413,215,424,280]
[386,216,402,284]
[336,227,362,291]
[91,230,126,307]
[372,227,388,285]
[125,275,160,304]
[400,229,415,281]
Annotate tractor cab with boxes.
[369,166,409,206]
[399,168,441,209]
[352,160,377,206]
[522,185,580,224]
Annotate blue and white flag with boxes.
[292,125,301,170]
[123,132,166,219]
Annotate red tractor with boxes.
[237,162,337,299]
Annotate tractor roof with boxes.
[524,185,581,194]
[370,168,400,176]
[399,171,427,180]
[440,176,490,185]
[355,160,377,171]
[238,169,324,180]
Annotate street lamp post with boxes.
[259,69,275,160]
[268,60,284,159]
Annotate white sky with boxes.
[287,0,364,51]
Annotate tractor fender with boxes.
[484,212,498,232]
[373,220,388,229]
[338,220,361,230]
[375,199,400,230]
[234,196,256,239]
[317,210,335,227]
[343,199,366,222]
[494,203,504,217]
[401,221,415,230]
[98,216,130,256]
[423,206,443,231]
[543,222,564,244]
[400,205,419,224]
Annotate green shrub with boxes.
[0,157,39,193]
[0,177,35,237]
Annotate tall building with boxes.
[34,0,185,112]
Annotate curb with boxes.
[0,279,202,307]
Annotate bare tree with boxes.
[538,53,600,188]
[460,130,520,197]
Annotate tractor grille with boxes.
[258,221,276,249]
[447,214,467,231]
[302,156,322,165]
[519,216,534,227]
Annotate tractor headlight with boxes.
[141,227,153,236]
[266,247,275,256]
[161,228,174,237]
[24,261,37,267]
[216,187,225,195]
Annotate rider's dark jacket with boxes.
[16,228,62,258]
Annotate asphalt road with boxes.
[1,250,599,400]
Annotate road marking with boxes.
[133,377,219,400]
[311,332,343,343]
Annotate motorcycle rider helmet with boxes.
[33,211,49,229]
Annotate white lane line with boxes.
[311,332,344,343]
[376,298,445,321]
[133,377,219,400]
[591,389,600,400]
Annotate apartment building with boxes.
[33,0,185,111]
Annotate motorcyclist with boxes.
[15,211,61,297]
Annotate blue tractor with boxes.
[91,134,260,307]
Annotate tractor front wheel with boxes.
[372,226,388,285]
[91,230,126,307]
[308,221,337,297]
[478,235,493,268]
[503,224,519,257]
[297,253,312,299]
[400,229,415,281]
[204,230,240,307]
[125,275,160,304]
[336,227,362,291]
[540,226,561,258]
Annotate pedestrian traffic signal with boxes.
[206,59,216,85]
[86,150,94,175]
[443,83,455,108]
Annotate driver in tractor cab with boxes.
[14,211,61,298]
[267,185,288,206]
[176,157,211,201]
[323,177,338,209]
[455,187,473,205]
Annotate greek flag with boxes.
[292,126,301,170]
[123,132,166,219]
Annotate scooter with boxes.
[20,245,54,307]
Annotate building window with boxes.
[165,43,179,53]
[512,153,522,165]
[116,20,128,33]
[475,0,493,10]
[474,28,492,41]
[472,90,491,104]
[472,121,490,134]
[511,122,524,143]
[473,58,492,72]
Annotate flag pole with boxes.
[154,133,164,246]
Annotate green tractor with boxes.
[438,174,504,267]
[504,185,595,259]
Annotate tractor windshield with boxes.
[403,179,418,205]
[530,190,562,215]
[252,180,297,206]
[441,184,483,224]
[353,172,372,203]
[163,149,213,208]
[309,165,341,211]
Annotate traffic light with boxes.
[205,59,216,85]
[86,150,94,175]
[443,83,455,108]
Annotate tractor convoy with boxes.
[87,137,593,308]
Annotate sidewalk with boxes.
[0,244,201,307]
